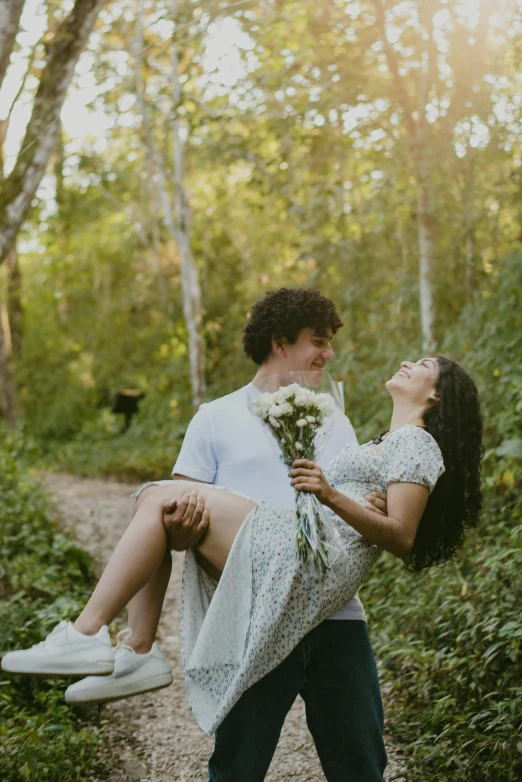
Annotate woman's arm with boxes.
[289,460,428,557]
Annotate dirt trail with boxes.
[42,472,407,782]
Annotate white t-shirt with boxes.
[173,383,366,622]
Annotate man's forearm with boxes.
[323,488,412,557]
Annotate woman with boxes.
[1,355,483,734]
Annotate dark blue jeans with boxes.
[208,620,387,782]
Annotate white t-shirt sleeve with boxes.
[341,413,358,447]
[329,411,358,450]
[172,404,217,482]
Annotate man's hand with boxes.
[365,491,388,516]
[163,491,210,551]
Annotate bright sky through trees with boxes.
[1,0,507,175]
[1,0,251,171]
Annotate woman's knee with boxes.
[133,485,160,513]
[133,484,183,515]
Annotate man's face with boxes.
[281,328,335,372]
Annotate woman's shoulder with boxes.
[383,424,442,458]
[382,425,445,492]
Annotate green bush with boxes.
[363,498,522,780]
[0,436,104,781]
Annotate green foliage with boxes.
[0,436,104,781]
[363,505,522,781]
[360,255,522,781]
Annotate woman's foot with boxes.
[64,629,173,704]
[1,621,114,676]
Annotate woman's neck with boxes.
[389,401,426,433]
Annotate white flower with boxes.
[306,415,316,423]
[295,442,303,450]
[296,419,307,427]
[293,389,316,407]
[269,416,281,428]
[276,384,299,400]
[315,393,336,416]
[253,393,272,418]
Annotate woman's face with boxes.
[385,357,440,408]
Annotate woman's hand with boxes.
[289,460,335,505]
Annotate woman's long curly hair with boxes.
[405,355,484,572]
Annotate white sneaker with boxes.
[1,621,114,676]
[64,628,174,705]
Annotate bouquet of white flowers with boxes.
[251,373,343,576]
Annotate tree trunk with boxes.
[54,119,66,221]
[6,247,23,355]
[143,147,173,318]
[0,0,106,265]
[464,162,474,296]
[0,0,25,92]
[0,310,18,426]
[373,0,438,353]
[416,158,437,354]
[169,0,205,409]
[134,0,205,409]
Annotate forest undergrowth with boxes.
[0,441,104,781]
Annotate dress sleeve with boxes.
[382,426,445,494]
[172,404,217,482]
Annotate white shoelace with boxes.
[115,627,135,657]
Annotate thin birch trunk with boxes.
[373,0,438,354]
[0,0,106,264]
[395,222,408,271]
[464,163,474,295]
[143,148,173,318]
[6,247,23,355]
[0,307,18,425]
[168,0,205,408]
[0,0,26,91]
[134,0,205,408]
[416,158,436,354]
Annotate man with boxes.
[171,288,388,781]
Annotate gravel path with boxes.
[42,472,408,782]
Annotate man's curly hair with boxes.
[243,288,343,365]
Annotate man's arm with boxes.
[172,403,217,483]
[164,404,218,551]
[164,400,216,543]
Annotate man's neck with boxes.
[252,362,286,384]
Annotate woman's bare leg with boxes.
[73,483,256,637]
[74,492,171,635]
[124,487,177,653]
[125,551,172,653]
[126,487,210,652]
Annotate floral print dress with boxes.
[179,424,444,734]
